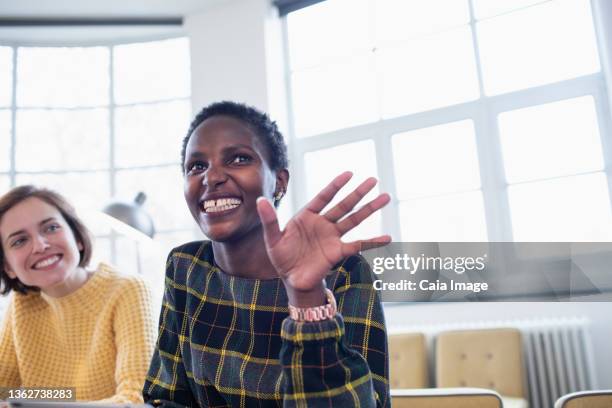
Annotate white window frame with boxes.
[0,35,195,264]
[281,0,612,243]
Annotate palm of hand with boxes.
[257,172,391,293]
[267,208,345,291]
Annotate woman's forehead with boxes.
[187,116,270,157]
[0,197,61,235]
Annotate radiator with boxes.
[522,319,598,408]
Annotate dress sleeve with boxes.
[279,255,390,408]
[142,252,198,408]
[97,277,156,403]
[0,298,21,389]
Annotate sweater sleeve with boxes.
[97,278,156,404]
[143,253,198,408]
[279,255,390,408]
[0,298,20,389]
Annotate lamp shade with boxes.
[102,192,155,238]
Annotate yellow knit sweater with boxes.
[0,263,156,403]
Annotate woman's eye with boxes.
[10,237,26,248]
[187,162,207,175]
[46,224,60,233]
[231,155,252,164]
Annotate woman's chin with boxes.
[37,273,70,291]
[202,226,238,242]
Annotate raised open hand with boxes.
[256,172,390,305]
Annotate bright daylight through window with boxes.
[0,38,194,286]
[284,0,612,243]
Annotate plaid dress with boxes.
[143,241,390,407]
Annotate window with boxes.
[0,38,195,289]
[284,0,612,244]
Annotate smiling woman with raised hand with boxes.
[143,101,391,407]
[0,186,156,404]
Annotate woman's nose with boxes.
[32,235,50,253]
[202,164,227,188]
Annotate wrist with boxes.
[283,279,326,308]
[288,288,337,322]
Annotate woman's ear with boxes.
[275,169,289,195]
[77,241,84,251]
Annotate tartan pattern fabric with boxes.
[143,240,390,407]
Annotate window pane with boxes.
[115,166,193,231]
[376,0,470,44]
[0,175,10,196]
[379,27,479,118]
[303,140,381,241]
[392,120,481,199]
[16,171,110,212]
[399,191,488,241]
[113,38,190,104]
[16,108,110,171]
[287,0,370,69]
[115,100,191,167]
[17,47,109,107]
[473,0,545,20]
[478,0,600,95]
[0,110,11,172]
[499,96,604,183]
[508,173,612,241]
[292,55,377,137]
[0,47,12,107]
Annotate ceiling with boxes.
[0,0,232,44]
[0,0,229,18]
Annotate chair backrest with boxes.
[392,387,503,408]
[388,332,428,389]
[555,390,612,408]
[435,328,526,398]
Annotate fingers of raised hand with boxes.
[342,235,392,256]
[324,177,377,222]
[337,193,391,235]
[306,171,353,214]
[256,197,282,248]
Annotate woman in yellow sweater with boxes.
[0,185,156,403]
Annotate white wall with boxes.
[184,0,286,116]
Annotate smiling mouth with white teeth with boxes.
[33,255,61,269]
[202,198,242,214]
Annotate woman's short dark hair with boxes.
[0,185,93,295]
[181,101,289,172]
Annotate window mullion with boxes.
[468,0,486,99]
[281,17,301,214]
[473,101,514,241]
[108,45,118,265]
[591,0,612,207]
[9,46,17,187]
[592,83,612,211]
[375,132,401,242]
[109,45,116,197]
